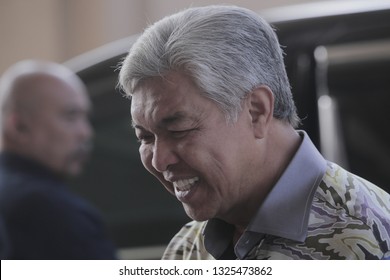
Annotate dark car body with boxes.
[64,1,390,259]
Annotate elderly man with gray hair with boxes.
[119,5,390,260]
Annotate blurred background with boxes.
[2,0,390,259]
[0,0,322,74]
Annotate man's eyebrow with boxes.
[160,111,189,125]
[131,111,195,129]
[131,120,141,129]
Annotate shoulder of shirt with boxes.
[314,161,390,222]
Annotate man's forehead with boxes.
[130,72,211,128]
[131,89,186,123]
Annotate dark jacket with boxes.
[0,152,117,259]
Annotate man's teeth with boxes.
[173,177,199,191]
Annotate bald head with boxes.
[0,60,87,118]
[0,60,93,176]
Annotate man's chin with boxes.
[64,161,86,177]
[183,205,211,222]
[66,152,90,176]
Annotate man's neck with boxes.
[227,121,302,242]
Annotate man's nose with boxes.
[151,139,179,172]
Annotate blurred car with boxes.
[64,1,390,259]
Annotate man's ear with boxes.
[247,86,274,139]
[4,112,30,140]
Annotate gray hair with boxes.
[119,5,299,126]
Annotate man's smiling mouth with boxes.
[173,177,199,191]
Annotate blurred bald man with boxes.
[0,60,117,259]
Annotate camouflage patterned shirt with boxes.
[162,131,390,260]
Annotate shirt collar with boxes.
[203,130,327,259]
[247,130,327,241]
